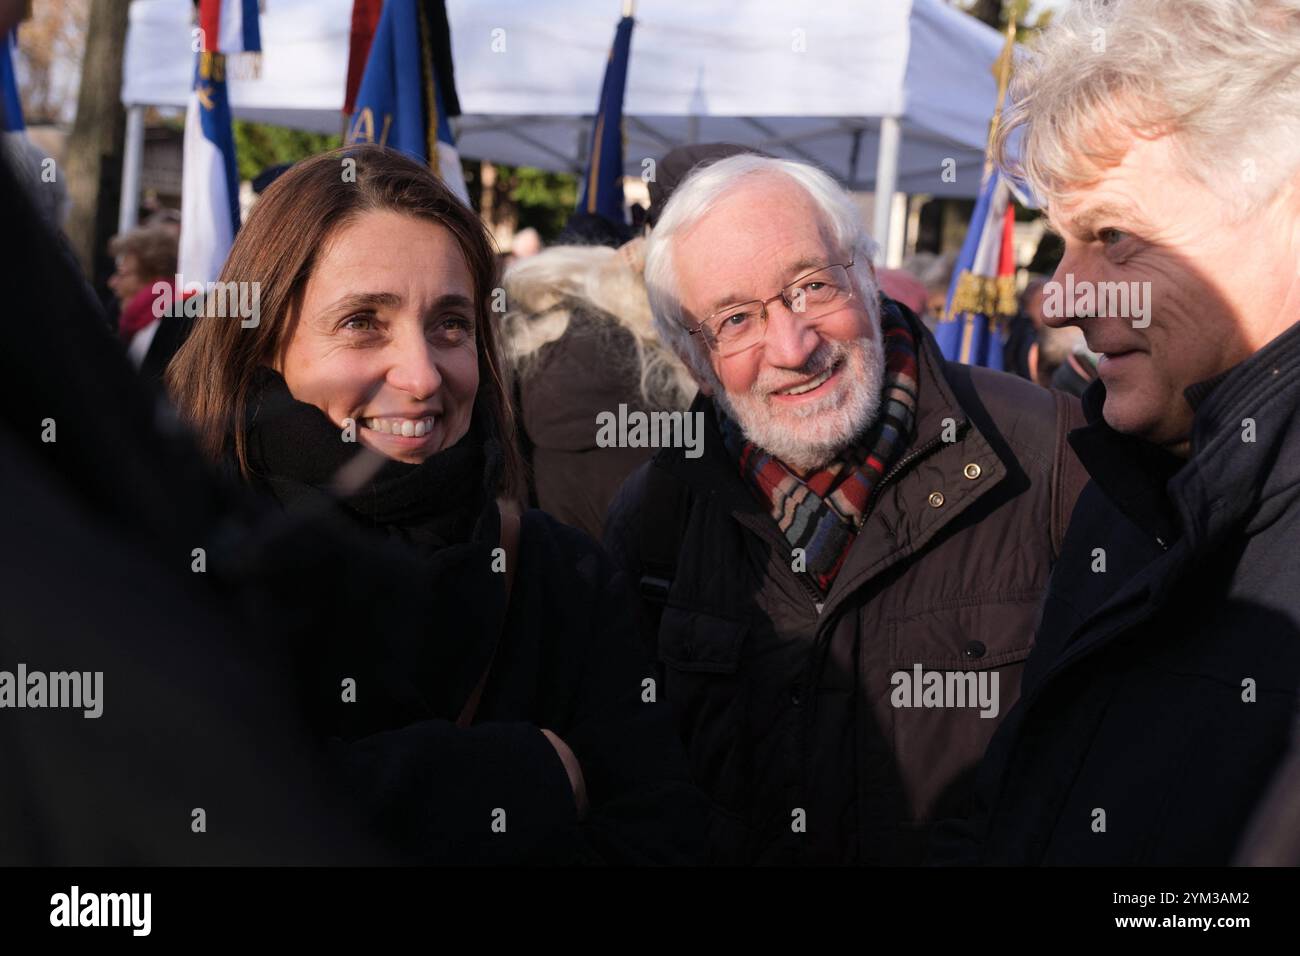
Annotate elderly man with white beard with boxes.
[603,152,1089,864]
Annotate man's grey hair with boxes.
[996,0,1300,218]
[643,154,881,384]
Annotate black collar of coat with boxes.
[1070,317,1300,551]
[1069,383,1185,546]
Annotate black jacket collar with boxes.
[1069,318,1300,551]
[1068,382,1185,546]
[1176,317,1300,546]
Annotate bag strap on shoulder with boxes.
[1050,391,1089,560]
[639,465,691,604]
[456,498,522,728]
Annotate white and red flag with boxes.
[197,0,262,55]
[179,0,261,286]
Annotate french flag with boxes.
[347,0,469,204]
[197,0,262,55]
[934,171,1018,369]
[179,1,259,286]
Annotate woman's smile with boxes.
[361,415,439,437]
[357,414,443,453]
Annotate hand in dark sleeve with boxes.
[547,526,709,865]
[331,720,579,865]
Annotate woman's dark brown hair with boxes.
[167,144,522,495]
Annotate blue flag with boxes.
[576,15,634,224]
[178,52,242,285]
[933,170,1018,369]
[1,30,24,132]
[346,0,468,203]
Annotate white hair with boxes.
[499,242,696,411]
[997,0,1300,217]
[643,154,881,386]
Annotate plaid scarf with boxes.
[719,299,919,596]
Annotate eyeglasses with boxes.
[686,260,856,356]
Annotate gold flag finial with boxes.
[984,3,1021,181]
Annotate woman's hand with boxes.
[540,729,589,821]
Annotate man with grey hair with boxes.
[935,0,1300,865]
[604,147,1088,864]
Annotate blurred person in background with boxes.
[919,251,956,330]
[877,266,929,318]
[502,237,695,540]
[107,223,195,388]
[499,225,543,270]
[1030,322,1087,389]
[554,209,632,248]
[1048,340,1100,398]
[897,251,957,332]
[1004,276,1100,393]
[1003,275,1047,381]
[497,144,761,541]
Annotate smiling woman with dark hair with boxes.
[168,145,705,864]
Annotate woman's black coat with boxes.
[241,377,708,865]
[328,505,710,864]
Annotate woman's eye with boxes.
[1099,228,1127,247]
[342,314,375,332]
[433,315,475,340]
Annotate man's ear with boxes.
[683,359,715,397]
[679,344,716,397]
[1283,171,1300,237]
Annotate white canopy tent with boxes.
[120,0,1009,261]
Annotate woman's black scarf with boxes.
[244,366,501,548]
[241,367,510,736]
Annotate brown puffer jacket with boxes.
[604,307,1089,864]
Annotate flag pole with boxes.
[983,3,1019,182]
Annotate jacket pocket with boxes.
[657,607,752,848]
[881,593,1042,828]
[658,606,746,673]
[888,590,1042,671]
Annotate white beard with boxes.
[715,331,886,473]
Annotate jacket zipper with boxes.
[804,421,970,622]
[857,420,969,528]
